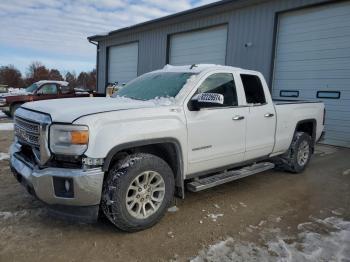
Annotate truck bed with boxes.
[272,100,325,155]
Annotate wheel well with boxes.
[105,142,184,198]
[295,120,316,146]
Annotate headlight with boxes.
[50,124,89,155]
[0,98,7,106]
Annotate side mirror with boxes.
[190,93,224,111]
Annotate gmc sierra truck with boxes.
[9,65,325,232]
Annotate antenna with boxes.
[190,64,197,69]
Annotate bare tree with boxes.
[26,61,49,85]
[65,71,77,88]
[0,65,24,88]
[49,69,63,81]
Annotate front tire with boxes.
[101,153,175,232]
[275,132,312,173]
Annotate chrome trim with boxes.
[39,123,51,165]
[10,142,104,206]
[14,108,52,166]
[15,108,51,124]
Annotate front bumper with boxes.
[9,142,105,222]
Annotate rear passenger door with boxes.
[239,74,276,160]
[59,85,75,98]
[185,72,248,175]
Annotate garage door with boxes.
[108,42,138,84]
[169,25,227,66]
[272,1,350,147]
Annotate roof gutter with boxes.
[88,39,98,46]
[88,39,99,92]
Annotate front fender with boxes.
[74,108,188,173]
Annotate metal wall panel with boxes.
[95,0,333,93]
[169,25,228,65]
[272,1,350,147]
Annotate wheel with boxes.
[101,153,175,232]
[275,132,312,173]
[10,103,22,117]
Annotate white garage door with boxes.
[272,1,350,147]
[169,25,227,66]
[108,42,138,84]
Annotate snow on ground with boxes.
[191,216,350,262]
[0,209,44,222]
[0,152,10,161]
[207,213,224,222]
[168,206,179,213]
[0,122,13,131]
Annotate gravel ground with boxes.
[0,117,349,261]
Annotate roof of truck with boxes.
[160,64,259,74]
[36,80,69,86]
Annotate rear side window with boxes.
[197,73,238,107]
[60,85,74,94]
[240,74,266,105]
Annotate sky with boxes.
[0,0,218,76]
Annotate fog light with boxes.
[53,177,74,198]
[64,180,71,192]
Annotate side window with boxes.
[196,73,237,107]
[60,85,73,94]
[240,74,266,105]
[38,84,57,95]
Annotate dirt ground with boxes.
[0,116,350,261]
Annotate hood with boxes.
[22,96,175,123]
[0,91,31,98]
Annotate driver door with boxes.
[35,83,58,101]
[185,72,248,175]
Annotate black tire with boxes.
[10,103,22,117]
[101,153,175,232]
[275,132,312,173]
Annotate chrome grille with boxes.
[14,116,40,147]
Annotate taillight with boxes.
[323,108,326,125]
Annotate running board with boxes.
[187,162,275,192]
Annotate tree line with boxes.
[0,62,96,90]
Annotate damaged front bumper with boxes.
[9,142,105,223]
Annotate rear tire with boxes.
[101,153,175,232]
[275,132,312,173]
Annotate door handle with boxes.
[264,113,274,118]
[232,115,245,121]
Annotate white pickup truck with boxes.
[10,64,325,232]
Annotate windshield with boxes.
[114,72,196,100]
[25,83,38,93]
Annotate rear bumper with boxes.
[9,142,105,222]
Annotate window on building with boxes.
[240,74,266,105]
